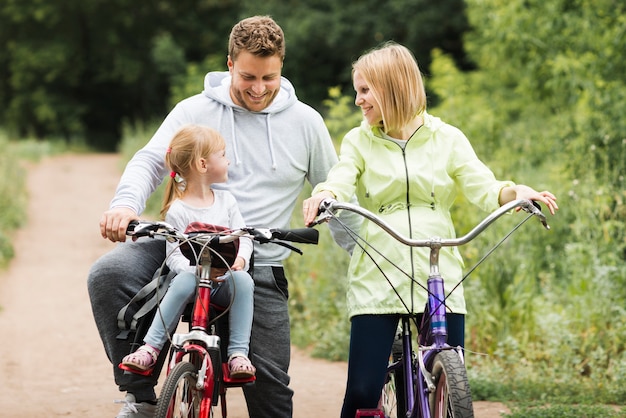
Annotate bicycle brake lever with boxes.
[523,200,550,230]
[308,198,337,226]
[308,213,333,227]
[246,228,273,243]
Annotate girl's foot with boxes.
[228,354,256,379]
[121,345,160,372]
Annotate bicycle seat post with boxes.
[428,241,448,347]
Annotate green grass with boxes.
[505,404,626,418]
[0,132,71,268]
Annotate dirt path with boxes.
[0,154,509,417]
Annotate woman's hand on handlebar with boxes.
[500,185,559,215]
[100,207,140,242]
[303,191,336,226]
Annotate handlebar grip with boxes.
[126,220,140,234]
[271,228,319,245]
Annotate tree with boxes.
[426,0,626,398]
[1,0,470,150]
[239,0,471,107]
[0,0,238,150]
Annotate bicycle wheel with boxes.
[380,338,407,418]
[428,350,474,418]
[155,361,207,418]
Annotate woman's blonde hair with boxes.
[161,125,226,219]
[352,42,427,134]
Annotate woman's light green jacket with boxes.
[313,113,514,318]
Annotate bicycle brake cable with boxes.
[445,211,536,297]
[329,213,426,316]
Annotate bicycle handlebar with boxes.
[126,220,319,247]
[313,198,549,249]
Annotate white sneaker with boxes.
[115,393,157,418]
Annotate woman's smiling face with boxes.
[353,70,382,126]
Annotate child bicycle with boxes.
[121,220,319,418]
[311,198,550,418]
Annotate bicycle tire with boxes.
[428,350,474,418]
[155,361,209,418]
[380,337,407,418]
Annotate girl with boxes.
[121,124,256,379]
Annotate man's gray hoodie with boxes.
[111,71,355,263]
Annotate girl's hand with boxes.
[231,256,246,271]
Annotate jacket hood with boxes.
[201,71,298,169]
[202,71,297,114]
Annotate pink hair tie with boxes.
[170,171,177,179]
[166,147,172,154]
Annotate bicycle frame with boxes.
[163,242,255,418]
[316,198,549,418]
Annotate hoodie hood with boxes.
[201,71,298,169]
[202,71,297,114]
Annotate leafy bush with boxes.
[0,131,65,267]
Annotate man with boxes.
[88,15,356,418]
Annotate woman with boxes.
[302,42,557,417]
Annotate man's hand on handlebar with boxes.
[302,191,336,227]
[100,207,140,242]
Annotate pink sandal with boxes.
[228,354,256,379]
[121,345,160,372]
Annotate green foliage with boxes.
[247,0,471,107]
[505,404,626,418]
[0,131,61,268]
[118,121,166,218]
[321,86,363,148]
[0,0,239,149]
[168,55,227,109]
[0,1,469,150]
[423,0,626,408]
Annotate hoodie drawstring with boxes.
[265,114,277,170]
[227,108,276,170]
[228,108,241,166]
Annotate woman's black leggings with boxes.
[340,313,465,418]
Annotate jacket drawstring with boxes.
[430,136,436,210]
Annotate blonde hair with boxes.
[352,42,427,134]
[161,125,226,219]
[229,15,285,61]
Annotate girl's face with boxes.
[353,70,382,126]
[204,148,229,184]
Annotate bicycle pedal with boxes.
[117,363,154,376]
[355,409,385,417]
[221,363,256,386]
